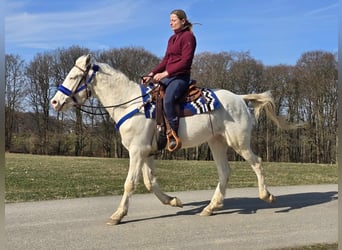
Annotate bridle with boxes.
[57,64,99,106]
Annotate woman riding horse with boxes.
[142,9,196,152]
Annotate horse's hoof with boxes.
[200,208,213,216]
[170,197,183,208]
[260,192,276,203]
[106,218,120,225]
[269,194,276,203]
[213,203,224,211]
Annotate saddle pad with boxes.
[140,85,221,119]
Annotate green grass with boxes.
[5,153,337,203]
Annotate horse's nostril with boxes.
[52,100,57,105]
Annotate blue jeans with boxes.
[161,75,190,133]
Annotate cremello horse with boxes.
[51,54,287,225]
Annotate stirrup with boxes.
[167,130,182,152]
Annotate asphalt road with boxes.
[5,184,338,250]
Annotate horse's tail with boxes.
[241,91,295,130]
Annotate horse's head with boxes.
[51,54,96,112]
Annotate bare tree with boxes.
[293,51,337,163]
[97,46,160,82]
[228,52,264,94]
[26,53,55,154]
[263,65,294,161]
[192,51,233,89]
[5,54,26,151]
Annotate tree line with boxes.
[5,45,338,163]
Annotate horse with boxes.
[51,54,288,225]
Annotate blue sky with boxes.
[5,0,338,66]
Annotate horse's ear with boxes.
[85,54,91,67]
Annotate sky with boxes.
[5,0,338,66]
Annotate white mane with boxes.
[96,62,138,88]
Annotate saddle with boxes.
[151,80,201,104]
[151,80,202,152]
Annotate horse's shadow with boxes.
[119,191,337,224]
[179,191,338,215]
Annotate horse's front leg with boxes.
[107,152,142,225]
[142,156,183,207]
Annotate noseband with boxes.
[57,64,99,105]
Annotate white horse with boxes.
[51,54,287,225]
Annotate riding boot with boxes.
[167,117,182,152]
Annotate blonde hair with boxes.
[171,9,193,32]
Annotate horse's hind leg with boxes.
[200,136,230,216]
[239,147,275,203]
[142,156,182,207]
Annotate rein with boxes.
[80,91,150,109]
[76,92,152,116]
[75,75,158,116]
[86,77,157,109]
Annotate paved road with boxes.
[5,184,337,250]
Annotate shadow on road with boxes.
[180,191,338,215]
[120,191,337,224]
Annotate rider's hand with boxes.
[153,71,169,83]
[141,73,154,86]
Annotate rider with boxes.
[142,9,197,151]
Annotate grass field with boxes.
[5,153,338,203]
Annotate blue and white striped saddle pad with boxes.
[140,85,221,119]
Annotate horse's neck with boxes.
[92,64,141,120]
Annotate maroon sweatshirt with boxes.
[152,29,196,77]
